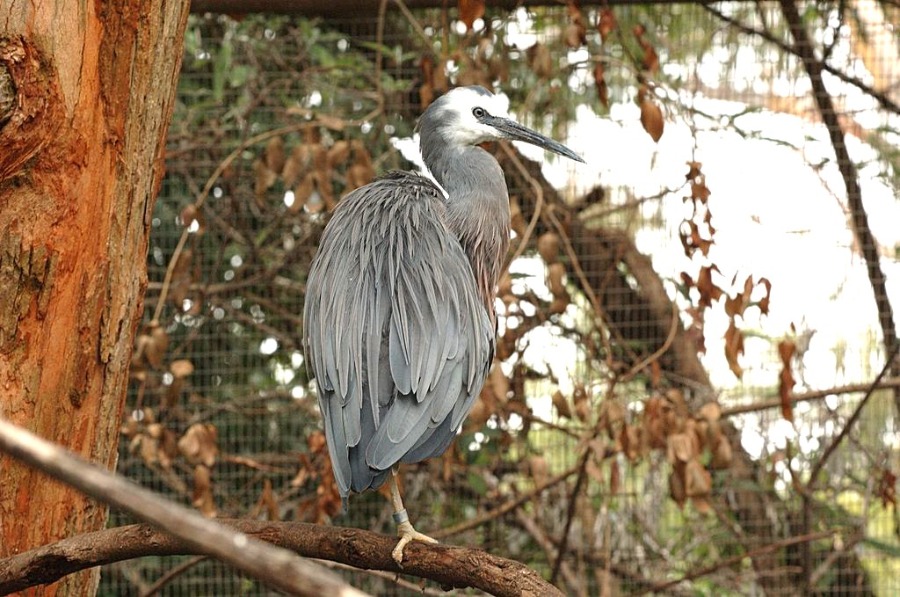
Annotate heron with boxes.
[303,85,583,564]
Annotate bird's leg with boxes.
[389,467,438,565]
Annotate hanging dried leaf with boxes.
[265,136,286,175]
[260,478,280,521]
[710,435,733,469]
[291,173,313,213]
[537,232,560,264]
[684,459,711,498]
[593,61,609,109]
[192,464,217,517]
[141,322,169,369]
[564,2,587,48]
[458,0,485,30]
[178,423,219,467]
[596,7,616,42]
[573,383,590,422]
[433,58,450,94]
[667,432,695,464]
[179,204,205,235]
[669,464,686,507]
[526,43,553,79]
[620,424,641,461]
[642,43,659,73]
[724,319,745,379]
[489,365,509,405]
[778,339,796,421]
[757,277,772,315]
[282,144,312,188]
[509,197,526,236]
[252,158,277,206]
[696,264,723,308]
[877,468,897,508]
[552,390,572,419]
[685,161,703,180]
[528,455,549,487]
[419,82,435,111]
[170,359,194,379]
[639,96,664,143]
[697,402,721,423]
[347,140,375,191]
[548,294,570,315]
[326,140,351,169]
[547,262,567,297]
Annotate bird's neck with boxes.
[422,143,511,316]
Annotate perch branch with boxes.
[0,417,366,597]
[0,417,561,596]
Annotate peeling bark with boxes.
[0,2,190,595]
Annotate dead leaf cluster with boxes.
[254,130,375,214]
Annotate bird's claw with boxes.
[392,520,438,566]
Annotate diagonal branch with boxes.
[776,0,899,416]
[703,3,900,115]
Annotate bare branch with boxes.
[0,520,562,597]
[0,417,562,596]
[0,417,366,597]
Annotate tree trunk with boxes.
[0,2,190,595]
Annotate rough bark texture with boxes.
[0,2,190,595]
[0,521,563,597]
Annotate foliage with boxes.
[105,2,898,595]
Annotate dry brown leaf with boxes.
[192,464,217,517]
[778,339,796,421]
[326,140,351,169]
[684,459,711,497]
[573,383,590,422]
[489,365,509,405]
[696,264,723,308]
[537,232,560,264]
[596,7,616,41]
[552,390,572,419]
[758,277,772,315]
[265,136,286,175]
[170,359,194,379]
[724,319,745,379]
[547,262,567,297]
[458,0,485,30]
[178,423,219,467]
[526,43,553,79]
[592,61,609,109]
[639,97,664,143]
[252,158,277,205]
[711,436,733,469]
[260,478,280,521]
[669,463,686,507]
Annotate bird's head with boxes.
[417,86,584,163]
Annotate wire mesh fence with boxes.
[100,2,898,595]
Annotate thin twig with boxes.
[806,346,899,491]
[550,449,590,585]
[634,529,839,596]
[140,556,208,597]
[430,464,580,539]
[720,377,900,418]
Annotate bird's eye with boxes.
[472,107,486,119]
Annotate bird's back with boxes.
[303,172,494,502]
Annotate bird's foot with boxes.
[392,514,438,566]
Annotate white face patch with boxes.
[435,87,511,146]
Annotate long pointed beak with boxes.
[488,117,585,163]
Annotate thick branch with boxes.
[0,416,561,597]
[0,520,561,597]
[0,417,365,597]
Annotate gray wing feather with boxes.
[303,172,493,500]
